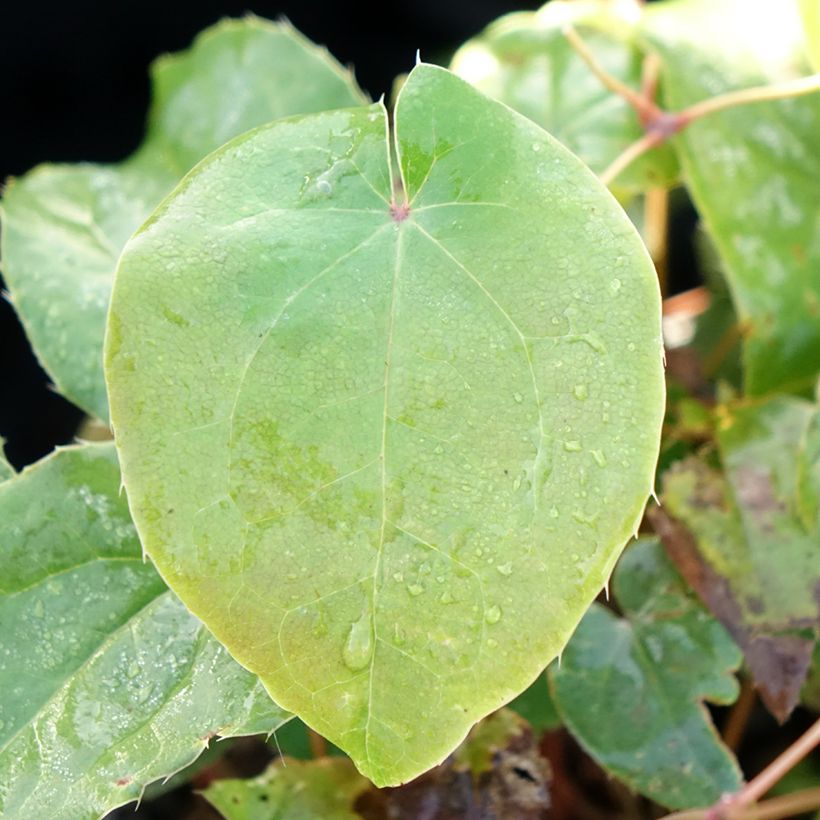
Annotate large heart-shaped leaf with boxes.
[0,17,366,421]
[450,0,679,193]
[0,443,289,819]
[551,538,742,810]
[105,64,664,785]
[641,0,820,396]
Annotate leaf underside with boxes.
[105,64,664,785]
[0,17,365,421]
[0,444,289,819]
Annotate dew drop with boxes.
[485,605,502,624]
[573,384,588,401]
[627,342,636,352]
[591,449,607,467]
[532,142,542,152]
[392,572,404,583]
[610,278,622,293]
[33,599,45,618]
[513,392,523,404]
[564,440,582,452]
[549,505,559,518]
[496,562,513,577]
[407,583,425,597]
[316,179,332,195]
[343,609,373,671]
[440,590,456,604]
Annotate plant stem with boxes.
[663,718,820,820]
[678,73,820,125]
[663,786,820,820]
[563,25,658,121]
[729,717,820,809]
[644,188,669,296]
[721,677,756,752]
[564,25,820,185]
[308,728,327,758]
[600,131,664,187]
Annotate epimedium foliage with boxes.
[1,0,819,817]
[0,17,365,422]
[104,62,664,786]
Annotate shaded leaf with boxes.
[105,64,665,785]
[550,538,742,810]
[654,396,820,721]
[0,17,366,421]
[508,671,561,734]
[357,709,552,819]
[642,0,820,396]
[0,443,289,819]
[450,0,679,192]
[203,757,369,820]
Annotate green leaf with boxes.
[655,396,820,721]
[507,671,561,733]
[0,443,289,819]
[800,0,820,70]
[450,0,679,192]
[550,538,743,810]
[105,63,665,785]
[0,17,366,421]
[203,757,369,820]
[641,0,820,396]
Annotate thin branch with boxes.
[721,677,756,753]
[600,131,664,187]
[640,52,663,114]
[679,72,820,125]
[563,25,658,121]
[307,728,327,758]
[645,188,670,296]
[730,717,820,808]
[665,787,820,820]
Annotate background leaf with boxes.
[550,538,743,810]
[653,396,820,721]
[450,0,679,193]
[642,0,820,396]
[0,439,13,481]
[800,0,820,70]
[508,671,561,734]
[203,757,369,820]
[105,64,664,785]
[0,443,289,819]
[0,17,366,421]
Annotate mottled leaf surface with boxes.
[450,0,679,192]
[105,64,664,785]
[204,757,369,820]
[642,0,820,395]
[656,397,820,721]
[0,17,365,421]
[0,444,289,819]
[551,539,742,810]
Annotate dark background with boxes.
[0,0,694,469]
